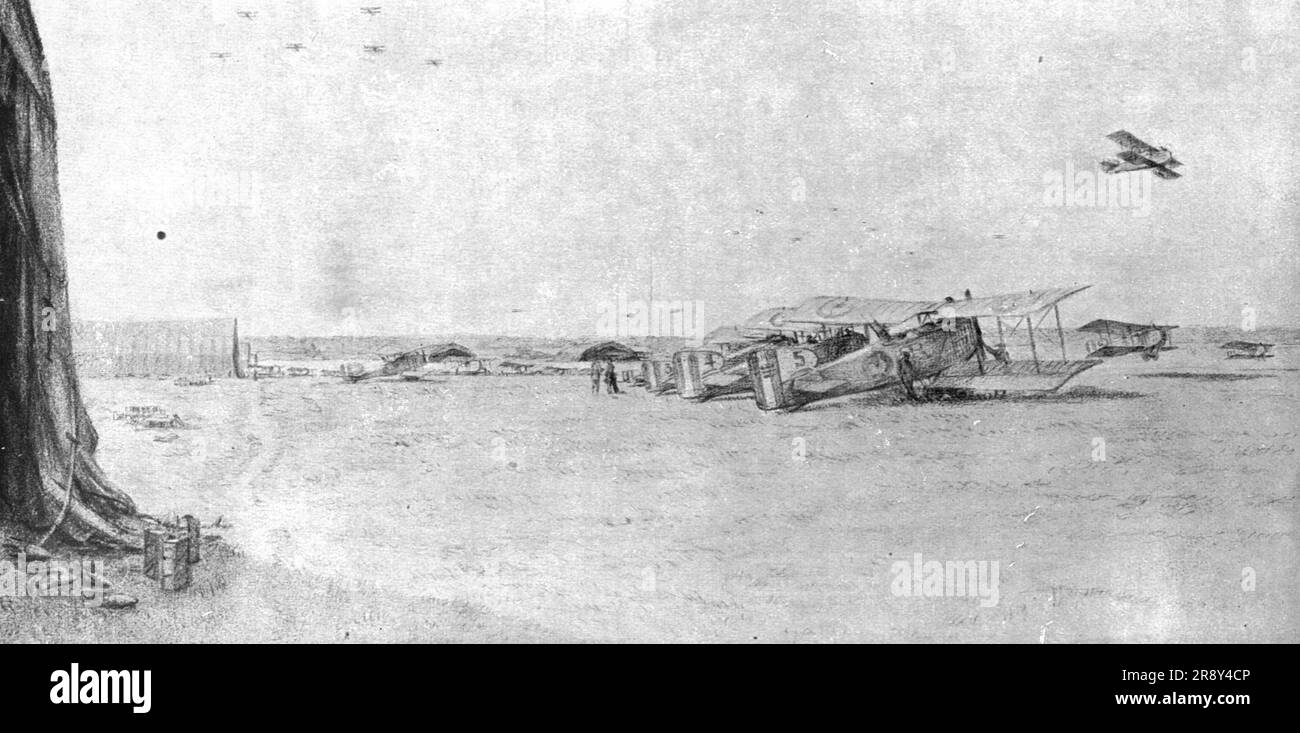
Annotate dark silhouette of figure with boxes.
[897,351,921,401]
[590,359,604,394]
[604,358,619,394]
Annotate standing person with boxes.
[590,358,604,394]
[605,357,620,394]
[897,351,921,401]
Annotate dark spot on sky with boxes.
[156,231,166,240]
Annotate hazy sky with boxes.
[32,0,1299,336]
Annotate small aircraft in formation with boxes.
[236,10,257,20]
[1100,130,1183,179]
[364,45,386,54]
[285,43,306,52]
[209,51,232,60]
[361,6,383,16]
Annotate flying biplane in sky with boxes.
[743,287,1101,411]
[1100,130,1183,179]
[1077,319,1178,360]
[364,45,386,54]
[361,6,383,15]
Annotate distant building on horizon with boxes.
[72,318,246,378]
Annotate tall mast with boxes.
[1027,316,1040,373]
[1054,305,1067,360]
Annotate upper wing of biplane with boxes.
[1077,319,1178,338]
[741,306,796,332]
[931,285,1091,319]
[1107,130,1162,159]
[782,296,940,326]
[1153,167,1181,179]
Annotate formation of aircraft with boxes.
[212,7,440,66]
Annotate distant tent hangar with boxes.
[577,341,645,362]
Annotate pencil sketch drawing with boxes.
[2,0,1296,642]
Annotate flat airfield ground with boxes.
[23,341,1297,642]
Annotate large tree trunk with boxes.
[1,1,142,549]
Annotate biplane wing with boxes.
[1221,341,1273,350]
[1152,167,1181,179]
[741,306,796,332]
[1078,319,1178,338]
[928,359,1102,393]
[1086,345,1146,358]
[782,296,940,326]
[929,285,1090,319]
[1107,130,1163,159]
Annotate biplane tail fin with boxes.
[672,350,710,400]
[642,358,674,393]
[749,348,796,411]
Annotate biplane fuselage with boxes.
[750,320,979,410]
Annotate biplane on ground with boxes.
[344,343,475,382]
[669,306,809,402]
[747,287,1102,411]
[401,358,493,380]
[1100,130,1183,180]
[1078,319,1178,360]
[1221,341,1274,359]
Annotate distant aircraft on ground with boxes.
[1078,319,1178,360]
